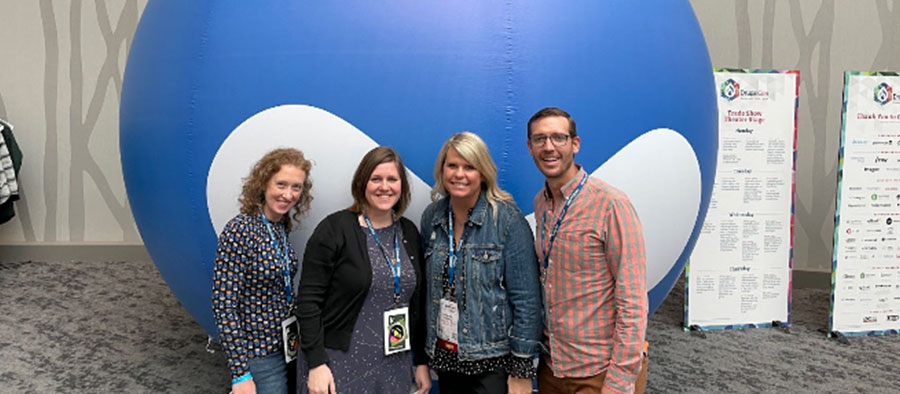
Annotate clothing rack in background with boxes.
[0,117,22,224]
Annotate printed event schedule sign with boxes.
[686,69,798,330]
[831,72,900,336]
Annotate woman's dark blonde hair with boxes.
[239,148,313,231]
[432,132,512,217]
[349,146,411,216]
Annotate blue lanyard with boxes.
[260,211,294,304]
[363,215,403,303]
[447,204,465,287]
[540,173,588,269]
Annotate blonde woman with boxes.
[420,132,541,394]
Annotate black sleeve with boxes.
[403,218,429,366]
[295,215,339,368]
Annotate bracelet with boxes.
[232,372,252,385]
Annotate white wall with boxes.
[0,1,147,245]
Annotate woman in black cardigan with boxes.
[295,147,431,394]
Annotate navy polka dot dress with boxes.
[297,223,416,394]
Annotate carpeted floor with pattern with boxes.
[0,260,897,393]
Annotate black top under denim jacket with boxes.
[295,209,428,368]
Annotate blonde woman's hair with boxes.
[432,132,512,217]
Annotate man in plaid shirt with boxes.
[527,107,649,394]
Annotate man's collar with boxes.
[543,165,586,200]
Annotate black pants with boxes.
[437,369,508,394]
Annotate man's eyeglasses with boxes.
[529,133,571,146]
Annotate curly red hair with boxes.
[239,148,313,231]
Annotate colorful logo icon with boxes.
[874,82,892,105]
[721,79,740,101]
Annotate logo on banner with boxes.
[874,82,892,105]
[721,79,740,101]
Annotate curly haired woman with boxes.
[212,148,313,394]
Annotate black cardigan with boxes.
[295,209,427,368]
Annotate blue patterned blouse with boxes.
[212,213,298,379]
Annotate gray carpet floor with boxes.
[0,260,897,393]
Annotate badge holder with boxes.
[436,298,459,352]
[383,307,411,355]
[281,316,299,363]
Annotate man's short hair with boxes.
[527,107,576,138]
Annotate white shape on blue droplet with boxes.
[209,107,700,294]
[206,105,433,264]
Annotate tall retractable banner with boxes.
[831,71,900,336]
[685,69,798,330]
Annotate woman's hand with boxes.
[232,379,255,394]
[308,364,337,394]
[507,376,532,394]
[414,365,432,394]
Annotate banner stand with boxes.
[685,321,789,337]
[827,330,851,346]
[687,324,707,339]
[771,320,791,334]
[684,69,798,331]
[830,71,900,337]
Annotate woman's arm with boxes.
[502,205,543,358]
[296,216,340,368]
[212,219,253,382]
[403,218,429,366]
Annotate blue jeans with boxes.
[247,352,288,394]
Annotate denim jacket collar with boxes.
[431,190,489,230]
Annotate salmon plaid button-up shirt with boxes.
[535,167,648,394]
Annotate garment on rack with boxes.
[0,118,22,224]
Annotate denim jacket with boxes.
[420,191,542,361]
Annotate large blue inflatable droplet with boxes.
[121,1,717,337]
